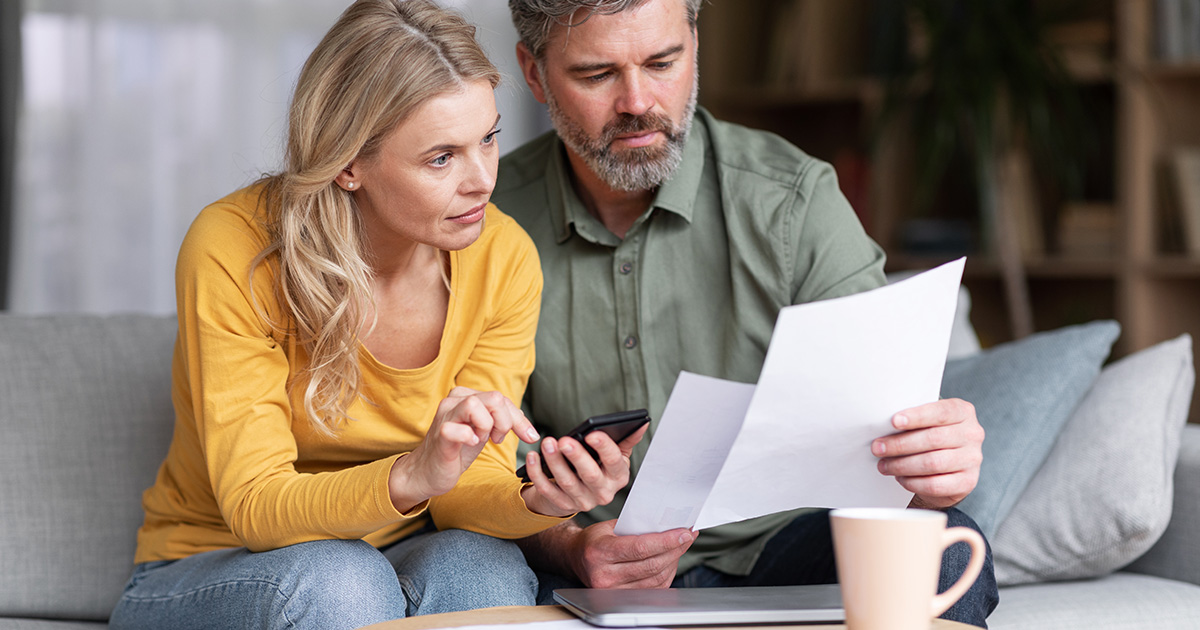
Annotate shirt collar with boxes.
[542,109,710,245]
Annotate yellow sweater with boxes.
[135,184,562,563]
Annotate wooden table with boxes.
[360,605,974,630]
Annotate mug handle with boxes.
[930,526,986,617]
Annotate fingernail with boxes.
[543,438,556,454]
[561,441,574,454]
[680,533,692,545]
[894,414,909,429]
[524,428,540,442]
[873,441,886,455]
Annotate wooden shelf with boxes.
[1143,62,1200,80]
[698,0,1200,421]
[707,81,874,108]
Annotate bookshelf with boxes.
[697,0,1200,422]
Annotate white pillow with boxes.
[991,334,1195,586]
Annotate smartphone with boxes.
[516,409,651,482]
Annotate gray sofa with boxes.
[2,313,1199,629]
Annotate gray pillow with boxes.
[0,315,177,620]
[992,334,1194,586]
[941,320,1120,539]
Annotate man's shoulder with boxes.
[496,130,558,195]
[699,108,829,188]
[494,130,560,229]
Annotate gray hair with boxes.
[508,0,703,59]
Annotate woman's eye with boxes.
[483,128,501,145]
[431,154,451,167]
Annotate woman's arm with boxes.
[177,200,413,551]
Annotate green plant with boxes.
[880,0,1091,232]
[876,0,1095,337]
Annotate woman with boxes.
[109,1,637,628]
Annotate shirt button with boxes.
[623,335,638,349]
[619,261,633,275]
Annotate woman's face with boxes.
[343,79,500,256]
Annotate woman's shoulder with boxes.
[176,182,275,291]
[181,183,272,255]
[456,204,542,300]
[188,182,271,240]
[474,203,538,260]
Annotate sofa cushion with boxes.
[992,335,1194,586]
[0,315,177,621]
[1126,423,1200,586]
[989,572,1200,630]
[941,320,1119,539]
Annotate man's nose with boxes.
[615,71,654,116]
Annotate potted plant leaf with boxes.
[876,0,1092,339]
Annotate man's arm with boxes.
[872,398,985,509]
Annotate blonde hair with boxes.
[253,0,501,435]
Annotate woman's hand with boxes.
[519,423,648,518]
[388,387,540,512]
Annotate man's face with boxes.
[521,0,699,192]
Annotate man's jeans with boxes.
[536,508,999,629]
[110,529,537,630]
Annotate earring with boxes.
[346,182,355,190]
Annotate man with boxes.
[493,0,998,626]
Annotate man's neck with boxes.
[565,149,655,240]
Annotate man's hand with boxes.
[519,520,697,589]
[520,424,649,518]
[871,398,984,509]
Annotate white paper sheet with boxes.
[615,258,965,535]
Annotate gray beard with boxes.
[545,77,699,193]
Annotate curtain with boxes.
[0,0,20,310]
[10,0,548,314]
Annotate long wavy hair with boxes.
[253,0,501,435]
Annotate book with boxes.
[766,0,867,91]
[1169,147,1200,256]
[1058,202,1116,258]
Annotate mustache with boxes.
[600,112,675,145]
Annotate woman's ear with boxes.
[335,164,359,191]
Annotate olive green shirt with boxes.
[493,107,886,576]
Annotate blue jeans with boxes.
[110,530,537,630]
[536,508,998,629]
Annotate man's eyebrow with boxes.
[423,113,502,155]
[566,44,686,74]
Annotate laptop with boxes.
[553,584,845,627]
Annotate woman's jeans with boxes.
[109,529,537,630]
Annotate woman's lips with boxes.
[448,203,486,224]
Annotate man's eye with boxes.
[651,61,673,71]
[431,154,451,166]
[585,71,611,83]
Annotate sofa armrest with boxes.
[1126,423,1200,585]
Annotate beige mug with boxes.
[830,507,986,630]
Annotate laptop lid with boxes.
[553,584,845,627]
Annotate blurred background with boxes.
[0,0,1198,417]
[0,0,549,315]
